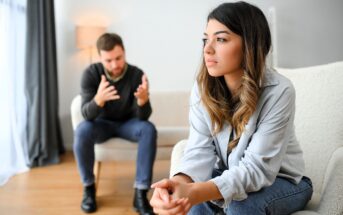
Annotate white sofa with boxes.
[71,91,190,188]
[170,62,343,215]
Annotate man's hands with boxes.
[94,73,149,108]
[94,75,120,107]
[134,74,149,106]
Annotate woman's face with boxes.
[203,19,244,77]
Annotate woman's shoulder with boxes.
[190,82,201,103]
[263,68,295,95]
[257,68,296,117]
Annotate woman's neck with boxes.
[223,69,244,95]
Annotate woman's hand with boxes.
[150,175,221,214]
[150,179,192,215]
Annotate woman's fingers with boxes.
[151,178,174,189]
[153,200,185,215]
[150,188,178,210]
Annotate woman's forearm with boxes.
[172,173,194,183]
[190,181,222,205]
[172,174,223,205]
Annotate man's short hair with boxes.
[96,33,124,54]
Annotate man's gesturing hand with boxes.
[134,74,149,106]
[94,75,120,107]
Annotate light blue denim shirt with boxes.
[177,68,305,208]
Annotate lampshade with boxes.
[75,26,106,49]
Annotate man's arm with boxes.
[81,68,119,120]
[93,75,120,107]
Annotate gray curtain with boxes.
[25,0,64,167]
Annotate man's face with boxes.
[99,45,126,78]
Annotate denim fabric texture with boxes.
[188,176,313,215]
[73,118,157,189]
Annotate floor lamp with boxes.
[75,26,106,63]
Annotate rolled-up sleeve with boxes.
[176,84,217,182]
[211,84,296,208]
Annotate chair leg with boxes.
[94,161,102,194]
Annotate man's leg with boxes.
[117,118,157,214]
[73,119,118,213]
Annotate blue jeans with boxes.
[188,176,313,215]
[73,118,157,190]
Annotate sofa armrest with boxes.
[169,139,187,178]
[314,147,343,214]
[70,95,85,130]
[293,147,343,215]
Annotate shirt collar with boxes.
[104,63,128,82]
[262,68,279,87]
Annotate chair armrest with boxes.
[169,139,187,178]
[70,95,85,130]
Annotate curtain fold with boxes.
[25,0,64,167]
[0,0,29,186]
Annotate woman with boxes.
[150,1,313,215]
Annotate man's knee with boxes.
[140,121,157,138]
[74,121,96,151]
[75,121,95,139]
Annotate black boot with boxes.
[133,188,155,215]
[81,183,97,213]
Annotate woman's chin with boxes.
[207,69,223,77]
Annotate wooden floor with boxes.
[0,152,171,215]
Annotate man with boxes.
[73,33,156,215]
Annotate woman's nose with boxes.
[204,40,215,55]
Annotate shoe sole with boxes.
[81,206,97,213]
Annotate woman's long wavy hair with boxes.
[197,1,271,151]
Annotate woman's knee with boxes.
[227,198,266,215]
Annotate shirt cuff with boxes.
[210,176,233,208]
[90,99,102,111]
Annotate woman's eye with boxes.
[217,38,227,42]
[202,38,208,46]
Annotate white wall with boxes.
[55,0,343,149]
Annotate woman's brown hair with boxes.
[197,1,271,151]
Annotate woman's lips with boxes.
[206,59,218,67]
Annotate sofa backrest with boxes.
[71,91,191,130]
[277,61,343,203]
[150,91,190,127]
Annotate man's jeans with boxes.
[188,176,313,215]
[73,118,157,190]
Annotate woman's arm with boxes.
[174,84,217,182]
